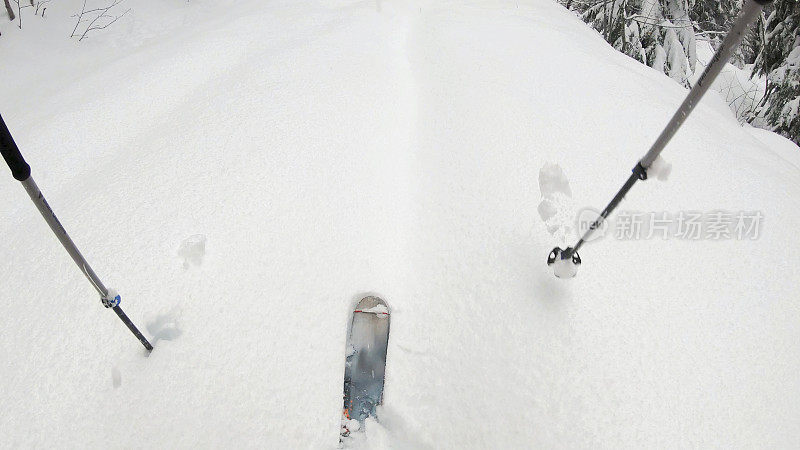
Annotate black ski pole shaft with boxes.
[563,0,771,261]
[571,165,644,255]
[0,113,153,351]
[113,305,153,350]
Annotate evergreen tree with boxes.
[754,0,800,144]
[577,0,697,85]
[689,0,741,36]
[688,0,750,63]
[740,8,767,66]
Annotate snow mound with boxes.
[646,155,672,181]
[537,163,576,242]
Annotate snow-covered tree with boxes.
[754,0,800,144]
[739,8,767,66]
[689,0,763,67]
[647,0,697,84]
[689,0,741,41]
[575,0,697,85]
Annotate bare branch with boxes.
[71,0,87,37]
[78,2,129,41]
[625,14,692,29]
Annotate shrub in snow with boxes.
[691,40,766,125]
[1,0,49,33]
[71,0,131,41]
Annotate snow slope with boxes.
[2,0,800,448]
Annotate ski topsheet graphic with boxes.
[341,296,390,438]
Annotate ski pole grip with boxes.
[0,113,31,181]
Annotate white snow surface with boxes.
[2,0,800,448]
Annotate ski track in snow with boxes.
[1,0,800,448]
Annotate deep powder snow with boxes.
[1,0,800,448]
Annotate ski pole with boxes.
[0,113,153,351]
[548,0,773,278]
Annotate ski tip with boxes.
[354,296,390,315]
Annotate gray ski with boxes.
[340,296,390,437]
